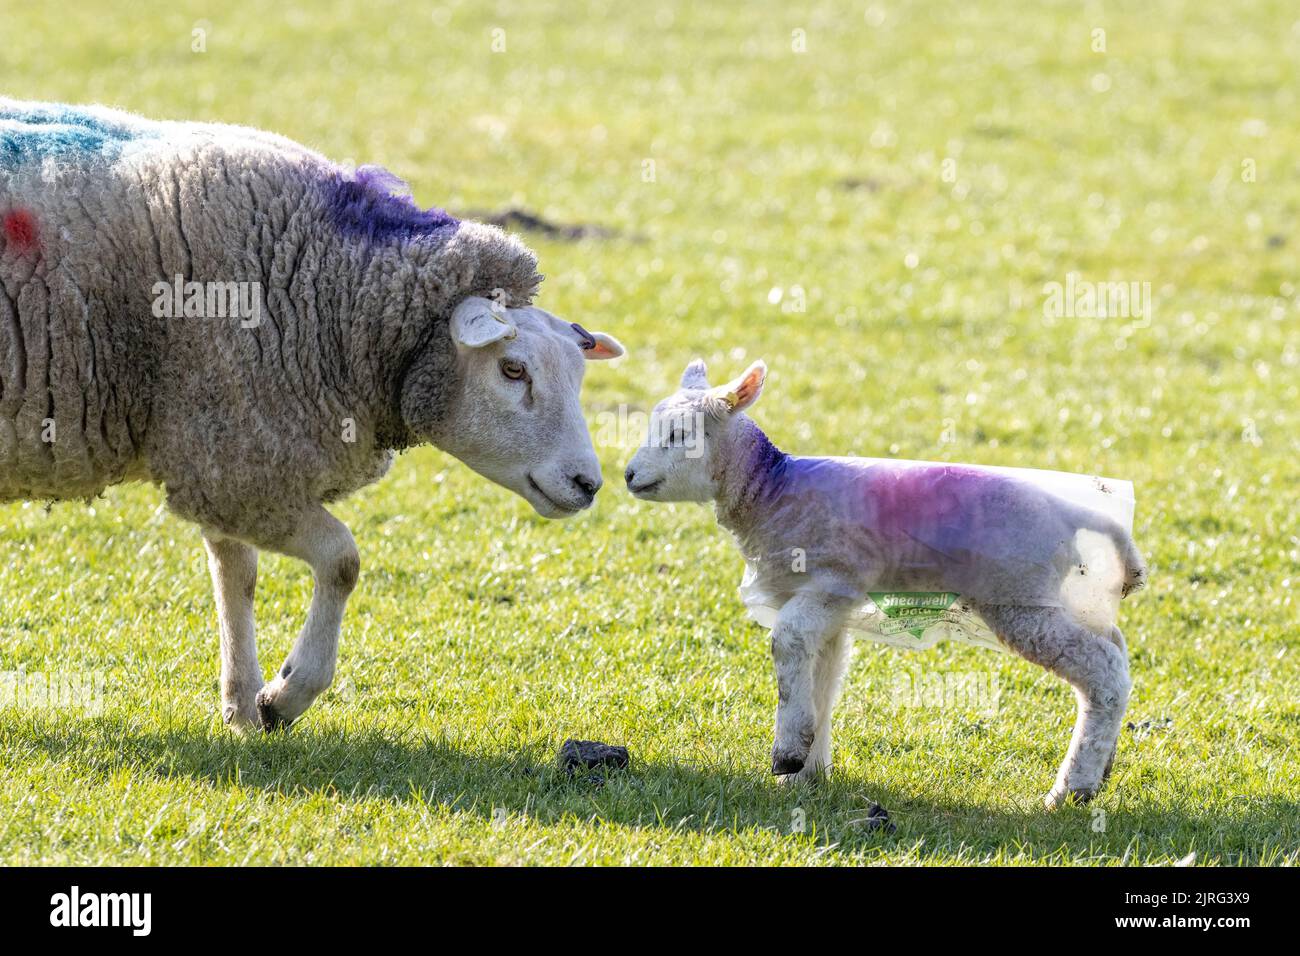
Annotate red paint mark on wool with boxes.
[3,209,40,254]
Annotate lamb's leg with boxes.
[1100,625,1128,783]
[976,604,1131,808]
[769,594,850,779]
[799,628,852,781]
[203,532,263,733]
[254,507,359,730]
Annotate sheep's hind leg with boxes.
[203,533,263,733]
[254,506,359,731]
[1099,625,1128,784]
[976,604,1131,809]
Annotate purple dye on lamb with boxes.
[325,164,459,243]
[868,465,1004,541]
[762,456,1065,587]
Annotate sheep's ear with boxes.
[581,331,625,361]
[680,358,710,389]
[712,361,766,414]
[559,320,625,360]
[450,296,516,348]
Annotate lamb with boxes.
[0,99,625,731]
[624,359,1146,808]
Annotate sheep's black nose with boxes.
[571,472,601,502]
[624,466,636,486]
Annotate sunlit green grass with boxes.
[0,0,1296,864]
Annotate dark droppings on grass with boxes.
[463,207,629,241]
[850,802,896,834]
[559,739,631,779]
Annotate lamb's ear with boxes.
[713,361,767,414]
[680,358,710,389]
[450,296,516,348]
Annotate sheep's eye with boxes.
[500,360,527,381]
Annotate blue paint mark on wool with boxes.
[0,102,153,167]
[325,164,459,243]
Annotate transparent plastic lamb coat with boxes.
[736,458,1141,653]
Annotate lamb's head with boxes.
[408,296,624,518]
[624,358,766,502]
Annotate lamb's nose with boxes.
[571,472,601,502]
[624,466,636,486]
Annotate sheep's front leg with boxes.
[203,532,263,733]
[804,627,852,779]
[254,507,359,730]
[770,594,849,779]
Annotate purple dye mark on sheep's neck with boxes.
[324,164,459,243]
[728,421,790,514]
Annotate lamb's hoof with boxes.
[776,764,827,786]
[221,702,262,736]
[255,688,293,733]
[771,750,808,776]
[1044,784,1099,810]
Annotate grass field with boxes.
[1,0,1297,865]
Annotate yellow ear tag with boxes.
[723,390,740,409]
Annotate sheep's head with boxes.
[409,296,624,518]
[624,358,766,503]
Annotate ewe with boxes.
[625,359,1145,808]
[0,100,624,730]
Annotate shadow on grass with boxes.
[9,715,1297,864]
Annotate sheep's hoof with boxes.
[776,766,827,786]
[255,688,293,733]
[1043,785,1099,810]
[771,750,808,776]
[222,702,262,735]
